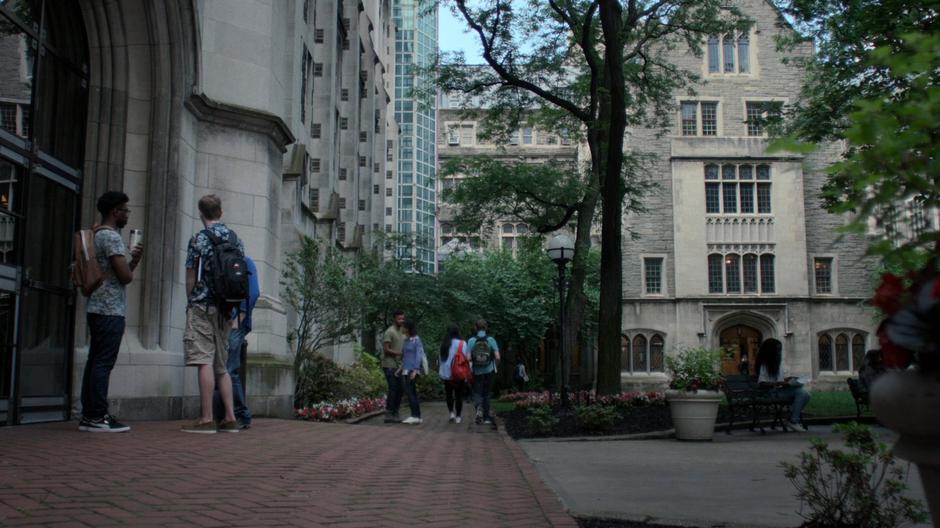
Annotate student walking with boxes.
[438,325,469,424]
[400,320,425,425]
[78,191,143,433]
[182,194,244,434]
[382,310,405,422]
[467,319,500,425]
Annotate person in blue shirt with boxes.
[400,319,425,425]
[466,319,500,425]
[227,254,260,428]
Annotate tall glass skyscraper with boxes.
[393,0,438,273]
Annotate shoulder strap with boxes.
[457,341,464,356]
[203,228,222,246]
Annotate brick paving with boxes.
[0,403,575,527]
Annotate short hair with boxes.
[198,194,222,220]
[475,319,488,331]
[393,310,404,318]
[97,191,129,217]
[403,319,417,336]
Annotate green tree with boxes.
[436,0,744,393]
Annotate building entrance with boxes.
[0,1,88,424]
[719,325,762,376]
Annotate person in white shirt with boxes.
[756,338,811,432]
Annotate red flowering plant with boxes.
[871,255,940,377]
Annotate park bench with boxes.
[847,377,869,420]
[722,375,799,435]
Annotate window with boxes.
[341,88,349,101]
[508,130,519,145]
[705,163,771,214]
[314,29,324,43]
[709,252,775,294]
[386,187,392,197]
[373,184,380,195]
[386,207,392,216]
[522,127,533,144]
[359,131,367,142]
[745,101,782,136]
[644,257,664,294]
[313,63,323,77]
[340,117,348,129]
[386,170,393,180]
[814,257,833,294]
[311,123,321,139]
[707,32,751,74]
[309,158,320,173]
[818,330,868,373]
[337,222,346,240]
[622,333,665,374]
[339,168,347,180]
[338,197,346,209]
[300,47,311,123]
[680,101,718,136]
[309,188,319,209]
[459,125,474,145]
[0,103,17,135]
[358,199,366,211]
[358,156,366,167]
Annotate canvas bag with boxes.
[71,226,111,297]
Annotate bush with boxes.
[781,422,927,527]
[575,404,619,434]
[294,350,387,407]
[526,405,559,436]
[416,369,443,401]
[665,347,724,391]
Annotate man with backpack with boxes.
[182,194,247,434]
[466,319,500,425]
[77,191,142,432]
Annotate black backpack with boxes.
[203,228,249,312]
[471,335,494,368]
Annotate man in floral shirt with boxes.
[182,194,244,434]
[79,191,142,433]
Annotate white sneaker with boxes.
[448,412,456,422]
[787,421,807,433]
[455,416,462,424]
[401,416,422,425]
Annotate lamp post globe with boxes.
[546,233,575,408]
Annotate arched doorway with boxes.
[719,325,762,376]
[0,0,89,424]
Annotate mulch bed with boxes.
[500,404,738,439]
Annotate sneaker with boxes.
[384,412,400,423]
[239,421,252,430]
[78,415,131,433]
[448,412,456,423]
[455,416,462,424]
[483,418,493,425]
[181,420,217,434]
[401,416,422,425]
[787,421,808,433]
[218,420,240,433]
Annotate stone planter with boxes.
[870,370,940,524]
[666,389,721,441]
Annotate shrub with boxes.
[575,404,619,434]
[415,369,443,401]
[294,350,347,407]
[665,347,724,392]
[781,422,927,527]
[526,405,559,436]
[340,354,387,400]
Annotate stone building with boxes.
[0,0,397,425]
[620,0,879,391]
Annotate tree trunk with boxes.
[596,0,626,395]
[563,186,597,391]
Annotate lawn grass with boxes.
[492,400,515,413]
[803,390,869,417]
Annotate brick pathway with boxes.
[0,404,575,527]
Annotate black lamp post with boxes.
[547,233,575,409]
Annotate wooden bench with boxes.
[723,375,799,434]
[847,377,869,419]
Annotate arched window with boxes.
[649,335,664,372]
[737,34,750,73]
[818,334,833,371]
[759,254,775,293]
[708,254,723,293]
[632,334,648,372]
[722,34,735,72]
[725,254,741,293]
[620,335,631,371]
[707,35,720,73]
[835,333,850,371]
[743,253,758,293]
[705,165,720,213]
[852,335,866,372]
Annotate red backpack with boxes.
[451,341,473,384]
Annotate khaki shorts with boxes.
[183,304,229,375]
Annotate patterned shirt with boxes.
[87,228,129,317]
[185,222,244,305]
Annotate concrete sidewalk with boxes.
[0,412,575,527]
[520,425,930,527]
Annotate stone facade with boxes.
[621,0,877,391]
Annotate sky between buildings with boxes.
[439,6,484,63]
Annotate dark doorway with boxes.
[719,325,762,376]
[0,0,88,424]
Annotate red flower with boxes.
[870,273,906,315]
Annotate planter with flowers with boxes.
[869,257,940,522]
[665,347,724,441]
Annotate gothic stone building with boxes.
[621,0,878,391]
[0,0,397,425]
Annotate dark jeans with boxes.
[444,380,465,416]
[402,374,420,418]
[383,367,403,415]
[214,326,252,424]
[473,372,495,420]
[81,314,125,420]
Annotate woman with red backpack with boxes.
[438,324,471,424]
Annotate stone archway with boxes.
[711,311,778,376]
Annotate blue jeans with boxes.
[383,367,403,415]
[772,386,811,423]
[81,314,125,420]
[213,326,252,424]
[473,372,495,420]
[402,374,420,418]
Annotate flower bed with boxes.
[498,390,666,409]
[295,396,386,422]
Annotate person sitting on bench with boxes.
[756,338,811,433]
